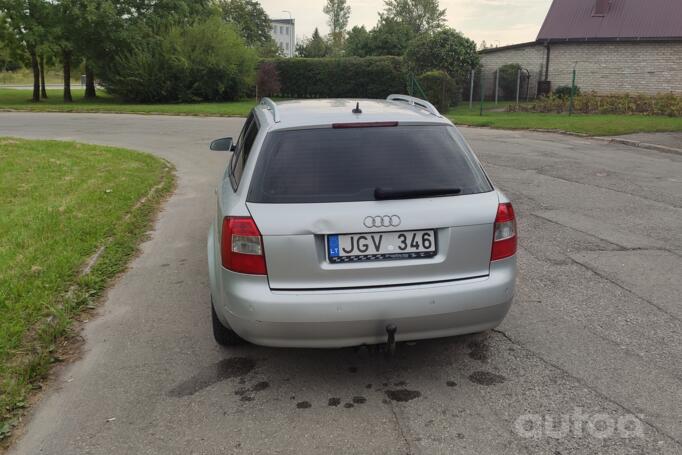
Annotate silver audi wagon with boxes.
[207,96,517,348]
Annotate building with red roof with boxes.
[479,0,682,97]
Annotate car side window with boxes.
[228,113,255,189]
[230,116,259,189]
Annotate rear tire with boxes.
[211,298,244,346]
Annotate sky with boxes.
[259,0,553,47]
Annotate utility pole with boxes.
[469,69,475,109]
[494,69,500,105]
[480,73,485,116]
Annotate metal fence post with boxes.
[516,69,521,105]
[494,69,499,105]
[480,73,485,116]
[469,69,475,110]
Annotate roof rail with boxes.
[260,97,281,123]
[387,94,442,117]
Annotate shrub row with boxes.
[102,18,257,103]
[509,92,682,117]
[259,56,407,99]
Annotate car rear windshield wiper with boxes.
[374,187,462,201]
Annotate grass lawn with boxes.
[447,102,682,136]
[0,68,80,86]
[0,138,174,443]
[2,89,682,136]
[0,88,255,117]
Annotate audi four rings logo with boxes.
[364,215,401,228]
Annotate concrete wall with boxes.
[479,41,682,97]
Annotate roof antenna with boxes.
[352,102,362,114]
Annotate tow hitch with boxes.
[385,324,397,357]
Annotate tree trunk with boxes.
[63,50,73,103]
[84,64,96,99]
[30,49,40,102]
[40,55,48,99]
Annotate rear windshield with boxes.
[248,125,492,203]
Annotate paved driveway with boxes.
[1,113,681,455]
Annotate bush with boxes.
[101,17,257,103]
[498,63,522,100]
[261,56,406,98]
[508,92,682,117]
[417,71,457,113]
[554,85,581,99]
[256,61,281,98]
[405,28,478,90]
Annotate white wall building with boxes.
[270,19,295,58]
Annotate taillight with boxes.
[221,217,267,275]
[491,203,517,261]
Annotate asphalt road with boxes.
[1,113,681,455]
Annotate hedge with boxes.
[260,56,407,99]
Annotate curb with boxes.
[594,137,682,157]
[458,125,682,157]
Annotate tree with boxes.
[55,0,126,99]
[216,0,278,55]
[345,25,370,57]
[102,16,257,102]
[0,12,25,71]
[405,28,478,85]
[366,16,414,56]
[84,0,213,99]
[0,0,51,102]
[296,28,329,58]
[323,0,350,52]
[382,0,446,35]
[345,17,415,57]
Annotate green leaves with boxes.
[261,56,406,99]
[101,16,256,103]
[383,0,446,35]
[345,17,415,57]
[217,0,275,50]
[406,28,479,86]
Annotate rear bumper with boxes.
[213,256,516,348]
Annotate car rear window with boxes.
[247,125,493,203]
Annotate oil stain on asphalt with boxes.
[468,338,490,361]
[234,380,270,401]
[468,371,506,386]
[167,357,256,397]
[385,389,422,402]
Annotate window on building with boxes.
[286,27,289,35]
[280,26,283,34]
[273,25,277,34]
[285,42,289,50]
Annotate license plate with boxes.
[327,230,437,263]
